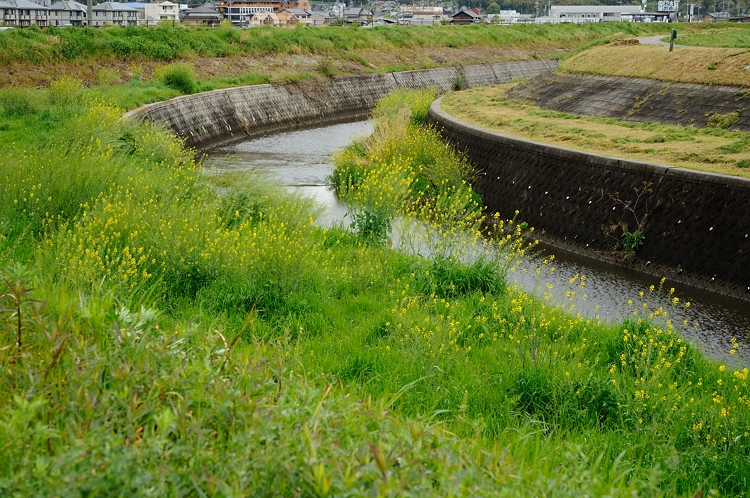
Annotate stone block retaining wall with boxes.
[426,99,750,301]
[124,60,558,151]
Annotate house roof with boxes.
[48,0,86,10]
[452,9,480,18]
[94,1,138,11]
[344,7,370,16]
[284,8,308,16]
[186,5,217,13]
[0,0,48,9]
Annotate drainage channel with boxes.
[207,120,750,365]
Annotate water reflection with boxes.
[208,120,750,364]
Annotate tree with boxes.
[488,2,500,13]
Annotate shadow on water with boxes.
[208,120,750,365]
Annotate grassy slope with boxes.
[442,84,750,178]
[0,25,748,496]
[559,43,750,87]
[440,26,750,178]
[0,22,696,91]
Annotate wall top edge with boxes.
[123,61,558,121]
[429,98,750,190]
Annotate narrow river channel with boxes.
[208,120,750,365]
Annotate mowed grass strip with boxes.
[441,84,750,178]
[672,25,750,48]
[559,43,750,87]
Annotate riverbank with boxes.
[442,84,750,178]
[1,26,749,495]
[0,22,702,90]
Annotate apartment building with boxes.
[0,0,48,27]
[47,0,86,26]
[144,0,178,24]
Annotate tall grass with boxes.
[0,22,689,67]
[0,82,748,495]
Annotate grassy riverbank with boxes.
[1,44,749,496]
[2,83,749,495]
[441,84,750,178]
[0,22,701,90]
[559,42,750,87]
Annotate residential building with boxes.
[703,11,731,21]
[451,9,480,24]
[247,10,277,25]
[216,0,308,25]
[144,0,178,24]
[280,7,311,25]
[276,8,296,24]
[90,2,138,25]
[181,5,221,25]
[0,0,48,27]
[343,7,370,23]
[48,0,86,26]
[121,2,145,23]
[549,5,644,22]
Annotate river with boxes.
[208,120,750,365]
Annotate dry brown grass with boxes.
[442,84,750,178]
[559,44,750,87]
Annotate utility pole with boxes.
[87,0,92,26]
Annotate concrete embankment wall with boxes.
[510,73,750,131]
[426,99,750,301]
[124,60,558,151]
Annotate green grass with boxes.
[673,25,750,48]
[442,84,750,178]
[1,81,749,496]
[0,22,689,68]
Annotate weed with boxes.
[347,208,392,246]
[316,58,335,78]
[0,88,41,117]
[707,110,741,129]
[605,181,652,257]
[154,63,196,94]
[453,73,464,91]
[48,75,82,106]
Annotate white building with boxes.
[0,0,48,27]
[48,0,86,26]
[550,5,644,22]
[91,1,139,26]
[144,0,178,24]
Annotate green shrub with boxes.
[347,208,392,245]
[0,88,41,117]
[48,76,83,107]
[155,63,196,94]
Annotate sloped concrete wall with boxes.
[426,98,750,301]
[511,72,750,131]
[124,60,558,151]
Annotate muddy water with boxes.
[208,121,750,364]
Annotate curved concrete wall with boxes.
[511,73,750,131]
[124,60,558,151]
[426,99,750,301]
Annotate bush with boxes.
[155,63,196,94]
[0,88,41,117]
[48,76,83,107]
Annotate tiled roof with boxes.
[0,0,48,9]
[93,1,138,11]
[48,1,86,11]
